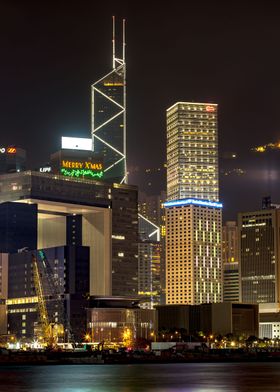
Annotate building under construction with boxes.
[7,246,89,343]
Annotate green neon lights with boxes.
[60,168,104,179]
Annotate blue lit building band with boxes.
[163,198,223,209]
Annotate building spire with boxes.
[112,15,115,69]
[91,17,127,184]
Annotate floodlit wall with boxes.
[83,209,112,296]
[38,215,66,249]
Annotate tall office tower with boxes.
[138,191,166,304]
[0,254,8,334]
[138,191,166,226]
[239,200,280,339]
[111,185,138,297]
[239,207,280,304]
[91,17,127,184]
[165,102,222,305]
[166,102,218,201]
[164,199,222,305]
[138,215,161,309]
[222,221,239,302]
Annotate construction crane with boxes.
[37,250,74,344]
[32,254,64,349]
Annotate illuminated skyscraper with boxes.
[138,191,166,304]
[164,199,222,305]
[222,221,239,302]
[165,102,222,305]
[239,206,280,305]
[138,214,161,309]
[238,201,280,339]
[166,102,218,201]
[91,17,127,184]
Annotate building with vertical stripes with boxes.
[222,221,239,302]
[164,199,222,304]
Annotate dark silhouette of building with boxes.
[0,202,37,253]
[0,146,26,174]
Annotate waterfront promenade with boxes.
[1,347,280,365]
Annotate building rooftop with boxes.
[0,170,137,208]
[88,296,142,309]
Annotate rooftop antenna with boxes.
[92,17,127,184]
[123,18,126,63]
[122,18,127,183]
[112,15,115,69]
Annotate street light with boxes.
[84,333,91,342]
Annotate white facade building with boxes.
[164,199,222,305]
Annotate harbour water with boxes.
[0,362,280,391]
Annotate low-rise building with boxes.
[87,296,156,347]
[156,302,259,338]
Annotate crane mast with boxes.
[32,254,49,332]
[38,250,73,343]
[32,254,64,348]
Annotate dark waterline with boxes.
[0,362,280,391]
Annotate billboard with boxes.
[61,137,92,151]
[60,158,103,179]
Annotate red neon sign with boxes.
[206,106,215,112]
[7,147,16,154]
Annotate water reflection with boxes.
[0,363,280,391]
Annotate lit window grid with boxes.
[165,204,222,305]
[222,222,239,302]
[167,103,219,202]
[239,209,280,304]
[259,322,280,339]
[138,242,161,309]
[222,222,239,264]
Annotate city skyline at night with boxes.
[2,5,280,386]
[1,2,280,221]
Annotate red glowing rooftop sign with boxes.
[206,105,215,112]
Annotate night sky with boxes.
[1,1,280,220]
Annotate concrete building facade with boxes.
[138,191,166,304]
[238,207,280,304]
[87,297,156,346]
[222,221,239,302]
[164,199,222,305]
[0,202,37,254]
[0,171,138,297]
[0,253,8,335]
[157,303,259,338]
[238,203,280,338]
